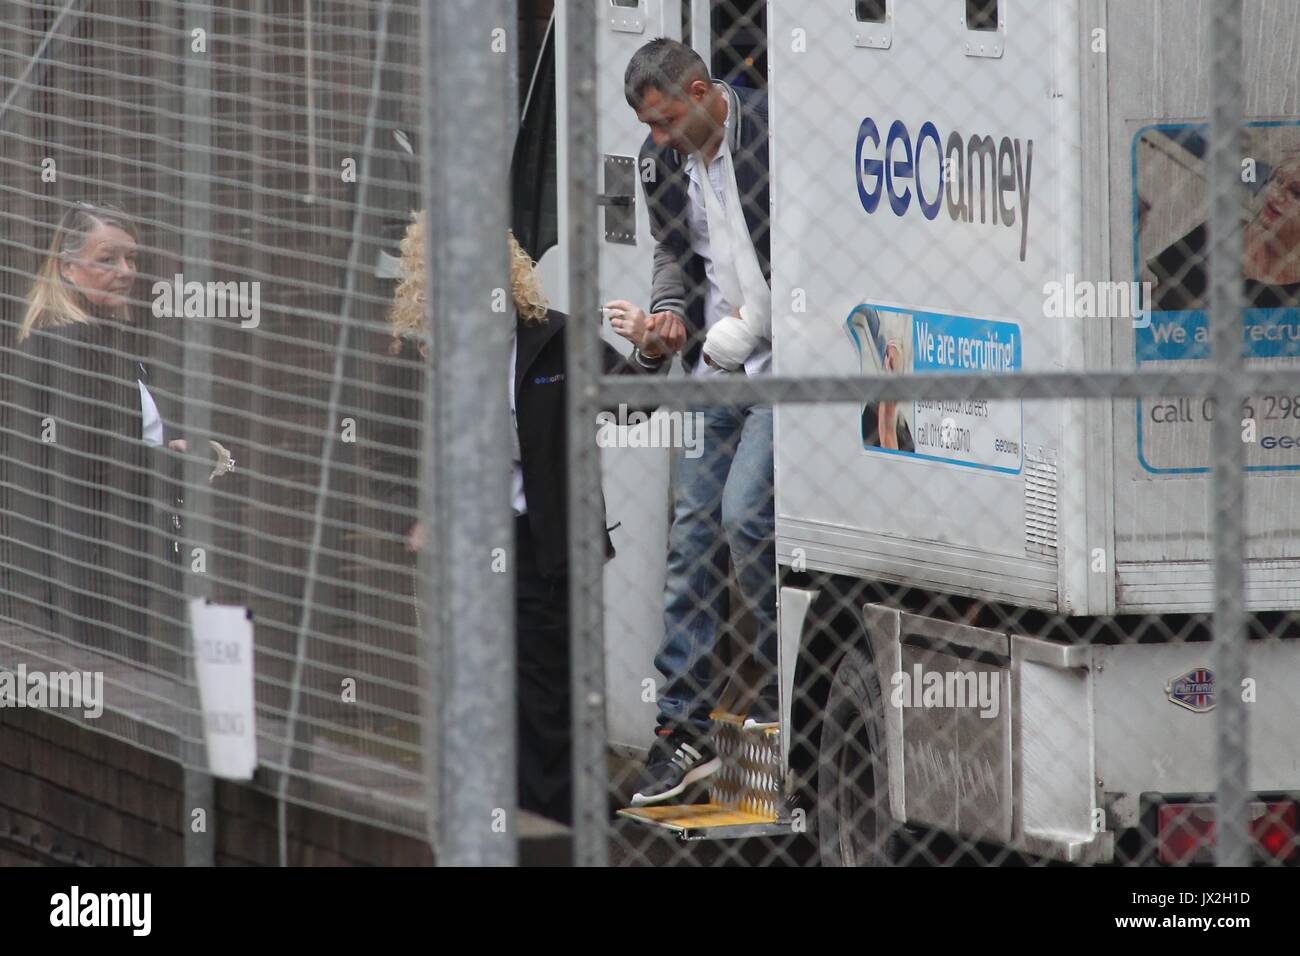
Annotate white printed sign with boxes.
[189,599,256,780]
[847,304,1024,473]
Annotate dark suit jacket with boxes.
[371,309,666,580]
[3,318,177,659]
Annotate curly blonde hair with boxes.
[388,212,548,354]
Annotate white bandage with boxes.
[703,306,765,371]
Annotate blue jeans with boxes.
[654,403,776,737]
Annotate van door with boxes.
[552,1,685,751]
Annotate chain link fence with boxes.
[570,0,1300,868]
[2,0,1298,869]
[0,0,558,852]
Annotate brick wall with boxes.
[0,706,436,866]
[0,706,182,866]
[0,706,569,866]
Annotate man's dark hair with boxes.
[624,37,710,107]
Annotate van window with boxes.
[856,0,887,23]
[966,0,999,32]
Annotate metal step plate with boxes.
[709,710,782,819]
[616,711,791,840]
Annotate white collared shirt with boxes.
[508,327,527,516]
[683,90,771,377]
[138,380,164,446]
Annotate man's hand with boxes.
[605,299,653,347]
[647,311,686,354]
[605,300,686,357]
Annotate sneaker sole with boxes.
[628,756,722,807]
[742,717,779,730]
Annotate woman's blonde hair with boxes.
[389,211,548,354]
[21,201,138,342]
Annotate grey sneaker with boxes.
[629,727,720,806]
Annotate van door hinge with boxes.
[600,154,636,245]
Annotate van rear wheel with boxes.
[816,646,910,865]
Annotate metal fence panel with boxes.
[579,0,1300,869]
[2,0,1298,872]
[0,0,453,845]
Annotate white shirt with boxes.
[683,93,771,377]
[138,380,164,446]
[507,328,527,516]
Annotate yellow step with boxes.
[616,803,790,840]
[616,710,788,839]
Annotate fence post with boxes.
[180,0,216,869]
[563,0,608,868]
[420,0,516,866]
[1207,0,1249,867]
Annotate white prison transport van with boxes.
[765,0,1300,865]
[567,0,1300,861]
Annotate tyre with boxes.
[816,645,909,865]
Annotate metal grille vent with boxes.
[1025,451,1058,555]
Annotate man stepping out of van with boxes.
[605,38,776,807]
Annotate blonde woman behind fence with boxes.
[9,202,190,662]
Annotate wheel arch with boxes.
[784,571,891,811]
